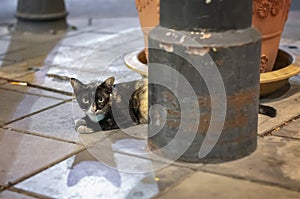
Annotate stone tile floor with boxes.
[0,9,299,199]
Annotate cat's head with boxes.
[70,77,115,122]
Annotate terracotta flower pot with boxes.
[135,0,160,60]
[252,0,291,73]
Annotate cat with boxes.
[71,77,276,134]
[70,77,148,133]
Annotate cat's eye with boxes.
[82,97,89,104]
[98,97,105,103]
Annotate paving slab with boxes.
[2,41,62,63]
[258,81,300,135]
[6,102,84,143]
[153,165,194,194]
[0,30,79,44]
[274,117,300,139]
[0,82,71,100]
[199,136,300,192]
[46,49,143,83]
[280,40,300,57]
[97,28,143,52]
[0,88,63,125]
[155,171,300,199]
[69,41,144,74]
[0,39,30,56]
[0,129,82,187]
[282,11,300,41]
[14,65,107,94]
[14,150,160,199]
[88,17,140,34]
[0,24,10,37]
[65,0,137,18]
[0,59,13,67]
[0,78,7,85]
[64,16,139,34]
[0,190,35,199]
[44,28,144,73]
[44,45,96,67]
[90,125,204,170]
[15,63,141,95]
[57,32,115,48]
[0,56,45,79]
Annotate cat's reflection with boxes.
[67,150,121,187]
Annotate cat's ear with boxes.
[103,77,115,88]
[70,78,84,91]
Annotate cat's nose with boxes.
[92,103,97,113]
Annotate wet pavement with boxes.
[0,1,300,199]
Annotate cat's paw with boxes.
[76,125,95,134]
[75,119,95,134]
[75,119,87,127]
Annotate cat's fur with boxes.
[70,77,148,133]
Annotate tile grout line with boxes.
[1,126,82,145]
[272,134,300,141]
[4,78,73,96]
[7,187,54,199]
[259,114,300,137]
[1,147,86,191]
[1,99,72,127]
[0,86,73,101]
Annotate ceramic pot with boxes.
[252,0,291,73]
[135,0,160,60]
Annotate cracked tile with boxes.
[0,129,82,186]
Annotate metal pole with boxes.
[148,0,261,162]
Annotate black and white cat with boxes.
[71,77,276,134]
[70,77,148,133]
